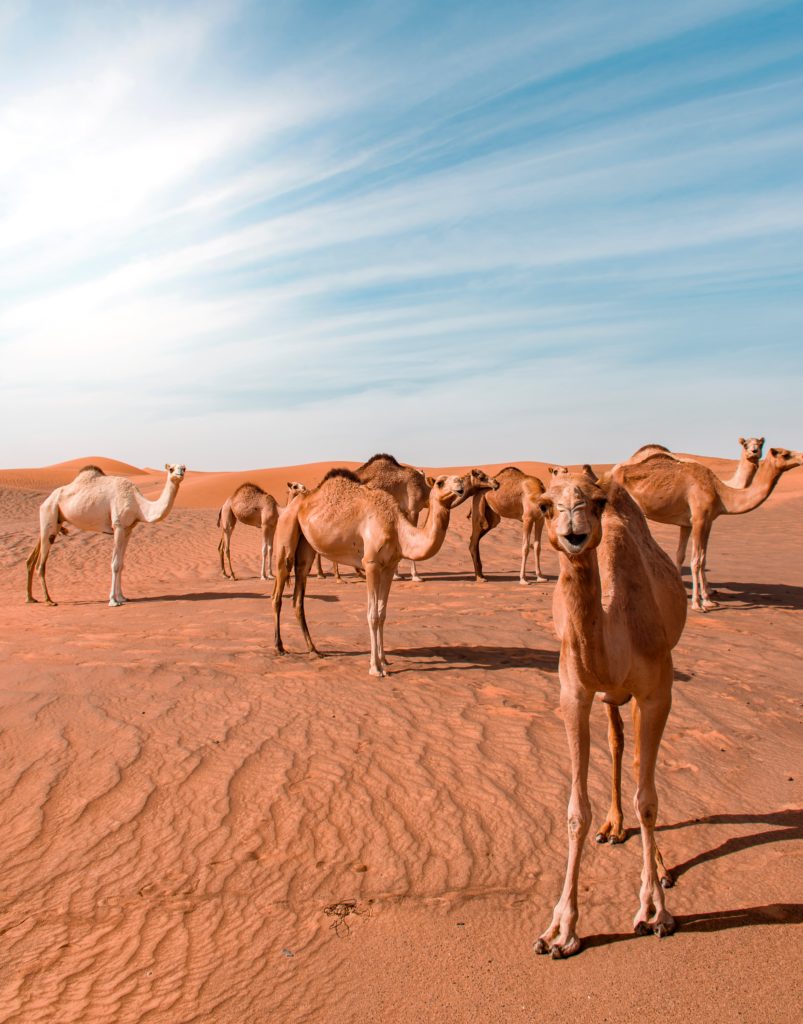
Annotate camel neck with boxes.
[398,498,451,561]
[716,459,782,515]
[723,457,758,489]
[558,550,609,681]
[137,477,180,523]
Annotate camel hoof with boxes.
[275,645,285,657]
[660,873,674,889]
[307,649,323,660]
[534,575,547,583]
[108,599,123,608]
[634,921,652,937]
[519,578,530,586]
[26,596,38,604]
[594,832,606,844]
[475,576,488,584]
[410,576,423,583]
[46,599,58,607]
[534,939,550,955]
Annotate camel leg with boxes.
[261,521,275,580]
[531,514,547,582]
[689,518,717,612]
[34,529,59,606]
[219,518,236,579]
[408,559,422,582]
[632,676,675,935]
[315,553,325,578]
[272,513,300,655]
[26,541,42,603]
[333,561,344,583]
[675,525,690,572]
[632,701,672,889]
[535,681,593,958]
[469,498,499,582]
[292,536,320,657]
[595,703,626,844]
[364,561,386,678]
[375,566,395,673]
[519,515,533,585]
[109,526,132,607]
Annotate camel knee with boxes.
[634,792,658,826]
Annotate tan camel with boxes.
[613,446,803,610]
[534,470,687,958]
[354,454,431,581]
[627,438,764,489]
[272,468,495,676]
[468,466,549,584]
[26,463,186,607]
[722,437,764,487]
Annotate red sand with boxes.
[0,455,800,1023]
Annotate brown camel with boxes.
[26,463,186,607]
[272,468,495,676]
[354,454,432,581]
[534,470,687,958]
[613,446,803,610]
[722,436,764,487]
[468,466,549,584]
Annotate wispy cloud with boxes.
[1,0,801,468]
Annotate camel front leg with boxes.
[408,560,422,582]
[531,514,547,582]
[689,518,716,611]
[675,525,690,572]
[535,681,593,959]
[26,541,42,603]
[595,703,626,844]
[109,526,132,606]
[519,516,533,585]
[261,523,275,580]
[632,680,675,936]
[632,702,673,889]
[272,557,292,655]
[375,566,395,673]
[364,561,385,677]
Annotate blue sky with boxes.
[1,0,801,469]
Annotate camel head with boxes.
[164,463,186,482]
[425,473,467,508]
[467,468,500,492]
[738,436,765,464]
[538,473,608,558]
[764,447,803,475]
[286,480,308,497]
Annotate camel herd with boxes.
[22,439,802,957]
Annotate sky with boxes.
[1,0,802,470]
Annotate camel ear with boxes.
[164,463,170,471]
[738,437,745,446]
[425,475,436,487]
[758,437,765,447]
[538,496,554,518]
[769,448,781,457]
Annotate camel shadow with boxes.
[135,591,339,603]
[388,645,559,673]
[581,902,803,949]
[707,580,803,611]
[657,808,802,881]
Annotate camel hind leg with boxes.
[218,511,236,579]
[29,502,60,605]
[469,496,499,582]
[531,514,547,582]
[595,703,627,844]
[26,541,42,603]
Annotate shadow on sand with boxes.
[582,902,803,950]
[135,591,339,603]
[388,644,560,673]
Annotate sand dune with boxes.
[0,454,801,1022]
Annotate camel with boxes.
[272,468,495,676]
[534,470,687,958]
[26,463,186,607]
[468,466,549,584]
[612,446,803,611]
[722,437,764,487]
[627,437,764,488]
[217,480,323,582]
[354,454,432,581]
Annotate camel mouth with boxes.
[560,532,589,553]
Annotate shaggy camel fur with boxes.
[26,464,186,607]
[534,470,687,958]
[272,469,495,676]
[468,466,548,584]
[613,446,803,610]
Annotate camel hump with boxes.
[233,481,265,498]
[319,467,362,485]
[632,443,671,456]
[77,464,106,477]
[496,465,523,477]
[359,453,402,469]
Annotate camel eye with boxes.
[437,480,444,488]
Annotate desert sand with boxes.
[0,454,801,1023]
